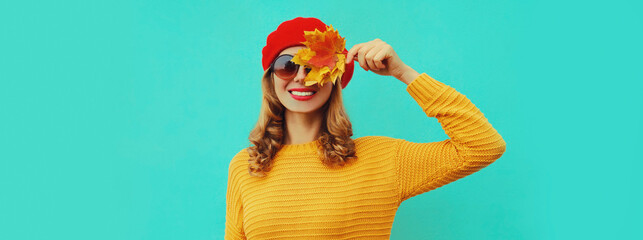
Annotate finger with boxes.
[365,46,382,70]
[358,44,377,71]
[366,58,377,71]
[372,47,389,69]
[346,43,365,64]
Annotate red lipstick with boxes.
[288,88,317,101]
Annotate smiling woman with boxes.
[224,17,507,239]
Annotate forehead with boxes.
[278,45,306,56]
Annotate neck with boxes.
[283,109,324,145]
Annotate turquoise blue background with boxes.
[1,0,641,239]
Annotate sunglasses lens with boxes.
[273,55,298,79]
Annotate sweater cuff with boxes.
[405,73,449,106]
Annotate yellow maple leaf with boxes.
[293,25,346,87]
[291,48,314,66]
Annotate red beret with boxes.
[262,17,354,89]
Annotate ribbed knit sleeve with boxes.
[224,151,247,240]
[396,73,506,202]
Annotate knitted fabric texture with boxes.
[225,73,507,239]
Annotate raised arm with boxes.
[346,39,506,202]
[395,72,506,202]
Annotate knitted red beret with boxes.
[262,17,354,89]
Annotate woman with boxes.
[225,17,506,239]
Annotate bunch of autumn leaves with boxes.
[292,25,347,87]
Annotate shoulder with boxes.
[232,147,249,160]
[354,136,403,152]
[354,136,403,145]
[228,148,249,174]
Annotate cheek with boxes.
[324,84,334,94]
[319,84,333,100]
[273,79,287,93]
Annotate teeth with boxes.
[290,91,315,96]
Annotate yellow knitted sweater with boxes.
[225,73,507,239]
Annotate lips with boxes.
[288,88,317,101]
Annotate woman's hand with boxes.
[346,38,419,84]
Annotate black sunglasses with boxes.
[269,54,312,80]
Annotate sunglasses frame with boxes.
[269,54,311,80]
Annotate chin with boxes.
[277,94,327,114]
[285,104,322,114]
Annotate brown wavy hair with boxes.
[246,69,357,177]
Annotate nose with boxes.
[292,65,309,83]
